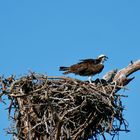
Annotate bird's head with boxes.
[97,54,108,63]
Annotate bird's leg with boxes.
[88,76,93,84]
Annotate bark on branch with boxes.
[114,59,140,81]
[103,59,140,87]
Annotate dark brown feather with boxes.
[79,58,101,64]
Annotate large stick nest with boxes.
[0,59,140,140]
[1,74,128,140]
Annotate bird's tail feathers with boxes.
[59,66,70,74]
[59,66,69,71]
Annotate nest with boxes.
[0,73,129,140]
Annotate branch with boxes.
[104,59,140,86]
[114,59,140,80]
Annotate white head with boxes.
[97,54,108,64]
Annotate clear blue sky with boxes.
[0,0,140,139]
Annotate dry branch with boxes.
[0,59,140,140]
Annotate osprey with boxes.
[59,54,108,83]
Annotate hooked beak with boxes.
[104,56,108,61]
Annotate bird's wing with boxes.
[78,59,97,64]
[76,66,89,75]
[69,63,88,75]
[79,58,96,62]
[76,64,104,76]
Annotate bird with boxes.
[59,54,108,83]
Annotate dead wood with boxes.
[0,59,140,140]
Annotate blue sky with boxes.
[0,0,140,139]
